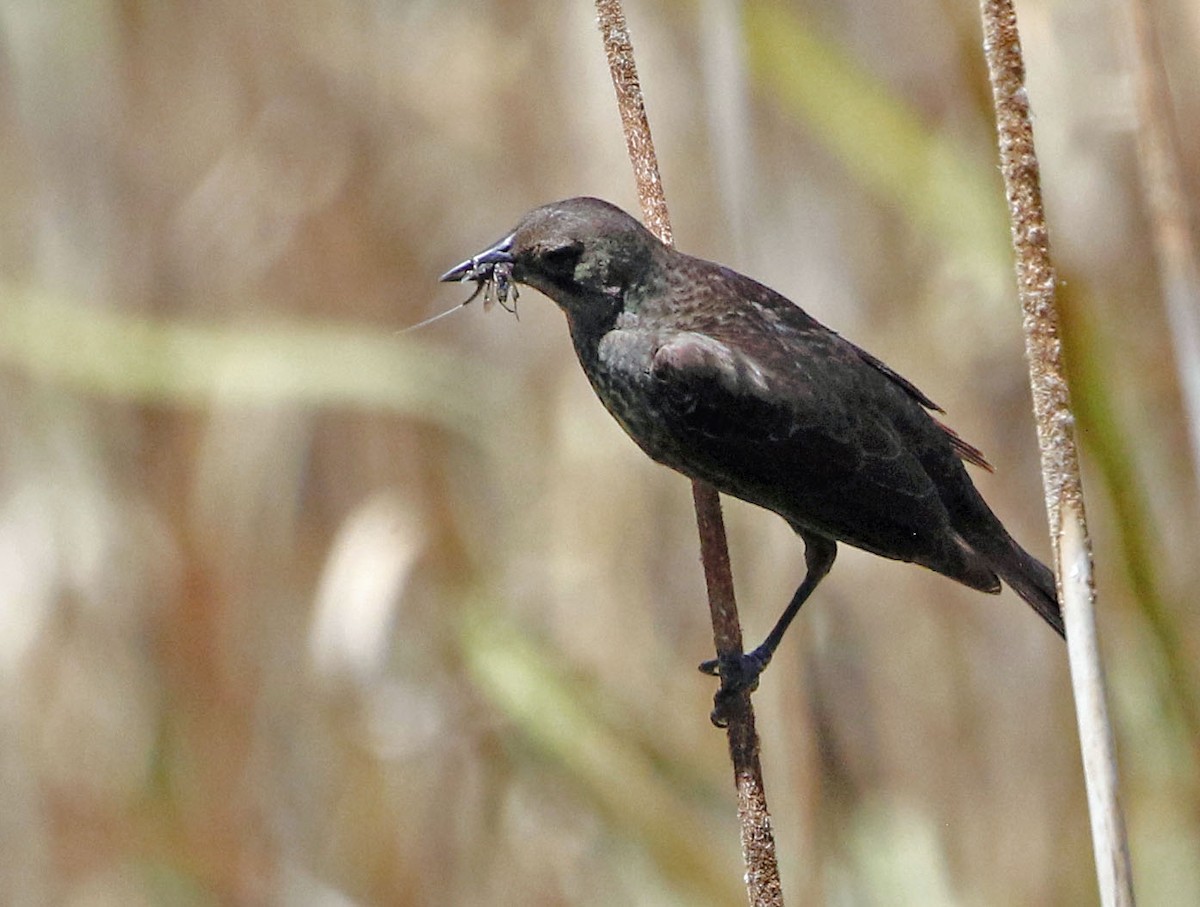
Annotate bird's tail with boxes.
[978,531,1065,639]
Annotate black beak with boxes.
[439,233,516,283]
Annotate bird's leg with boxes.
[700,534,836,725]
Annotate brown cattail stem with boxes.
[594,2,784,904]
[978,1,1135,904]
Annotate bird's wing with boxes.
[646,329,958,556]
[675,259,991,471]
[849,342,992,471]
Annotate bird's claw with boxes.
[698,649,771,728]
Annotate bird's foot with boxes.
[698,647,772,728]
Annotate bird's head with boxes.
[440,197,664,331]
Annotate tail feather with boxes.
[987,539,1064,638]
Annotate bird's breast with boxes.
[571,327,678,462]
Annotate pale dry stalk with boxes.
[978,1,1136,903]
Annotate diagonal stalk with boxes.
[594,2,784,904]
[978,1,1136,903]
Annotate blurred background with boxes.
[0,0,1197,904]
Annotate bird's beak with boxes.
[439,233,516,283]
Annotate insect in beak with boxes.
[439,233,520,315]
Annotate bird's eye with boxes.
[539,241,583,277]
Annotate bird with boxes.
[440,196,1064,709]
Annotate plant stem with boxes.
[978,1,1135,903]
[594,2,784,904]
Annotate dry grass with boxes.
[0,2,1196,904]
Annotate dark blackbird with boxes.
[441,197,1064,702]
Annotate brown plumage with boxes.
[441,197,1063,701]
